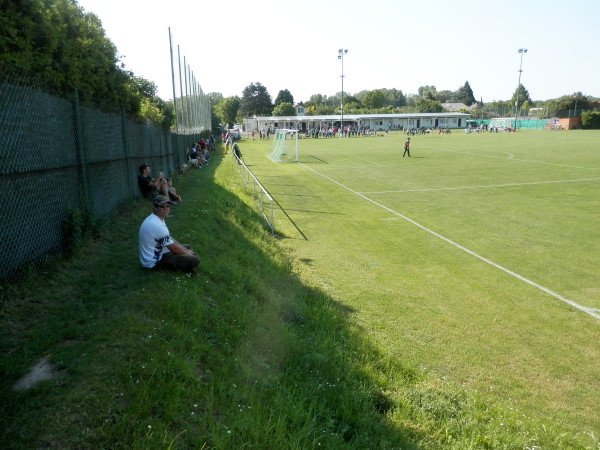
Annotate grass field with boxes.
[1,129,598,448]
[239,130,600,441]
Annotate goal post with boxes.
[269,129,299,162]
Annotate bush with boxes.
[581,111,600,129]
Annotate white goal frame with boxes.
[269,129,299,162]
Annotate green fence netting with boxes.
[468,119,548,129]
[0,75,195,281]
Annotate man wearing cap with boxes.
[138,195,199,272]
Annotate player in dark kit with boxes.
[403,138,411,157]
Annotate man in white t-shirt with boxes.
[138,195,199,272]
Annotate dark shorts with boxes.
[153,245,199,272]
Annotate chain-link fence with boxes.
[0,71,191,282]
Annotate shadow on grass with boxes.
[301,155,328,164]
[0,152,422,448]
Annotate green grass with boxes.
[1,130,599,448]
[241,130,600,446]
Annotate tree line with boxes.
[211,80,598,129]
[0,0,174,127]
[210,81,479,127]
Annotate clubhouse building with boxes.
[247,110,471,133]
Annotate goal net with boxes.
[269,129,299,162]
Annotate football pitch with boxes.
[237,130,600,437]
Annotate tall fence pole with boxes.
[73,88,91,210]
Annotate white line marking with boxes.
[424,147,600,171]
[362,177,600,194]
[352,156,386,166]
[300,163,600,321]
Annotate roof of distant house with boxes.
[443,102,469,112]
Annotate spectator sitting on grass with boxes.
[202,145,210,163]
[191,143,208,167]
[199,138,207,154]
[137,164,168,199]
[166,178,181,203]
[138,195,199,272]
[187,143,200,168]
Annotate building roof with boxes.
[442,102,469,112]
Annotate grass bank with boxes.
[1,143,597,448]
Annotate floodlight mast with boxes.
[514,48,527,130]
[338,48,348,137]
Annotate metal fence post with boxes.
[73,88,91,211]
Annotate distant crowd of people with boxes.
[306,126,382,138]
[465,123,515,133]
[186,137,213,168]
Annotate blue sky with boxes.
[76,0,599,103]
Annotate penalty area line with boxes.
[299,163,600,321]
[362,177,600,194]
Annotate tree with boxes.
[139,97,164,124]
[487,100,513,117]
[383,88,406,107]
[207,92,224,131]
[511,84,532,112]
[330,92,359,110]
[553,92,591,112]
[272,102,296,116]
[134,80,175,127]
[362,90,386,109]
[274,89,294,106]
[239,82,272,117]
[0,0,128,108]
[214,96,240,128]
[342,101,362,114]
[415,97,443,113]
[206,92,224,107]
[130,77,157,98]
[0,0,170,121]
[436,90,455,103]
[314,104,336,115]
[306,94,326,107]
[405,94,418,107]
[417,85,438,100]
[454,81,476,106]
[305,105,317,116]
